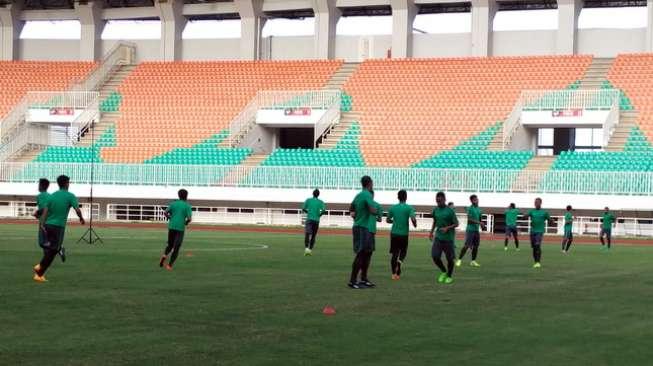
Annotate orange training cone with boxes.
[322,306,336,316]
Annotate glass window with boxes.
[575,128,593,146]
[538,128,553,146]
[593,129,604,146]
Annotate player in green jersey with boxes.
[456,194,486,267]
[504,203,521,251]
[302,189,326,256]
[159,189,193,271]
[600,207,617,250]
[561,205,574,253]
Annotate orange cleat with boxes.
[33,274,47,283]
[165,264,173,271]
[33,264,41,274]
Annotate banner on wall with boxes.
[49,107,74,116]
[552,109,583,118]
[284,108,312,116]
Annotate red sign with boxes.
[284,107,311,116]
[49,107,74,116]
[552,109,582,118]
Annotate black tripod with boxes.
[78,118,103,245]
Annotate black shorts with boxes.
[390,234,408,254]
[506,226,518,237]
[464,231,480,248]
[431,238,455,259]
[564,230,573,240]
[530,232,543,247]
[353,226,374,253]
[600,229,612,239]
[37,227,48,248]
[43,224,65,250]
[168,229,185,248]
[305,220,320,235]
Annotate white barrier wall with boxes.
[16,28,649,62]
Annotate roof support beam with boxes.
[471,0,496,56]
[156,0,186,61]
[556,0,581,54]
[236,0,265,60]
[76,0,104,61]
[391,0,417,58]
[0,0,24,60]
[314,0,340,59]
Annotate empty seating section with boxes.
[100,60,342,163]
[608,54,653,140]
[34,126,116,163]
[344,56,592,167]
[341,93,352,112]
[145,131,252,165]
[0,61,95,120]
[624,127,653,152]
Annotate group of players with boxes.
[30,174,617,285]
[301,176,618,289]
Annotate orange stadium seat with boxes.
[101,60,343,163]
[0,61,96,120]
[343,56,592,167]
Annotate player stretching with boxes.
[527,198,550,269]
[561,205,574,253]
[34,175,85,282]
[159,189,192,271]
[429,192,459,285]
[600,207,616,251]
[456,194,486,267]
[504,203,520,251]
[348,176,377,289]
[302,189,326,256]
[386,189,416,280]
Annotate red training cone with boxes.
[322,306,336,316]
[185,251,194,257]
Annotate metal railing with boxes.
[70,41,136,92]
[25,91,100,110]
[1,163,653,195]
[228,90,342,147]
[0,126,50,161]
[313,96,342,148]
[520,89,620,111]
[603,100,621,147]
[502,99,522,150]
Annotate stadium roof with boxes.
[0,0,647,17]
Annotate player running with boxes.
[302,189,326,256]
[34,175,85,282]
[429,191,459,285]
[504,203,521,251]
[600,207,616,251]
[561,205,574,253]
[386,189,417,280]
[33,178,51,250]
[348,176,377,289]
[456,194,486,267]
[527,198,550,269]
[159,189,192,271]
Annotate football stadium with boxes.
[1,0,653,364]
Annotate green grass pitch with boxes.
[1,223,651,366]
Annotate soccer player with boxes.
[33,178,50,250]
[456,195,486,267]
[34,175,85,282]
[361,191,383,287]
[348,176,377,289]
[159,189,192,271]
[561,205,574,253]
[504,203,521,251]
[386,189,417,280]
[302,189,326,256]
[527,198,550,269]
[429,191,459,285]
[600,207,616,250]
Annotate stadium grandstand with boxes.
[0,0,652,237]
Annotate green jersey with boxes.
[528,209,550,234]
[466,205,482,232]
[167,200,192,232]
[601,212,616,230]
[564,212,573,233]
[351,190,374,228]
[44,189,79,228]
[505,208,520,227]
[368,201,383,234]
[36,192,50,211]
[432,206,458,242]
[302,198,326,222]
[387,203,416,236]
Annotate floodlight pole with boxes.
[78,118,103,245]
